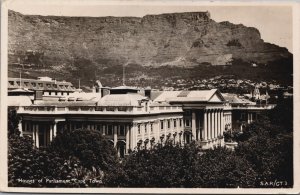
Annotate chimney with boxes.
[34,90,43,100]
[145,87,151,99]
[101,88,110,97]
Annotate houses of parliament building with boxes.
[7,76,275,157]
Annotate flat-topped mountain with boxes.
[8,10,292,87]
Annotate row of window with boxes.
[70,124,127,136]
[44,91,70,96]
[137,123,154,134]
[8,80,73,90]
[160,119,183,130]
[95,106,129,112]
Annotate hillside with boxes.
[8,10,293,88]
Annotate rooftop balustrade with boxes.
[16,105,183,115]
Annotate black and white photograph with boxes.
[0,0,299,193]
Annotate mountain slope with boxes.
[8,10,292,87]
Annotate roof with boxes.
[65,92,102,102]
[153,89,224,103]
[149,101,172,107]
[97,94,147,106]
[149,91,163,100]
[110,86,139,90]
[33,100,97,107]
[8,88,34,93]
[8,96,33,106]
[222,93,255,105]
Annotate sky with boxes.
[6,0,293,52]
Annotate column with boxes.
[203,111,207,140]
[125,125,130,153]
[32,124,35,146]
[198,115,201,141]
[148,123,151,140]
[114,125,118,147]
[219,111,222,136]
[50,124,53,142]
[24,121,28,133]
[53,122,57,137]
[102,124,106,136]
[221,110,225,135]
[207,110,211,140]
[130,124,134,150]
[247,113,250,124]
[211,110,215,139]
[216,111,219,138]
[18,119,23,137]
[35,124,39,148]
[133,124,137,149]
[164,119,167,136]
[192,111,196,140]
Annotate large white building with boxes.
[8,77,275,157]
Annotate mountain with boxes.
[8,10,292,87]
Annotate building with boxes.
[8,76,76,97]
[8,77,276,157]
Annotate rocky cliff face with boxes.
[8,10,291,68]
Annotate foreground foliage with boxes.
[118,142,256,187]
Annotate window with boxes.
[145,124,147,133]
[173,119,177,128]
[106,107,115,111]
[167,120,170,129]
[16,81,20,86]
[24,82,29,87]
[138,124,141,134]
[38,83,43,88]
[184,110,191,115]
[185,119,190,127]
[95,107,104,111]
[49,92,52,95]
[160,121,164,130]
[107,125,113,135]
[118,107,127,111]
[180,119,182,127]
[150,124,153,132]
[8,81,14,86]
[119,125,125,136]
[240,113,246,120]
[31,82,36,87]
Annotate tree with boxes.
[116,142,256,188]
[235,105,293,187]
[48,129,122,186]
[8,108,20,137]
[189,147,256,188]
